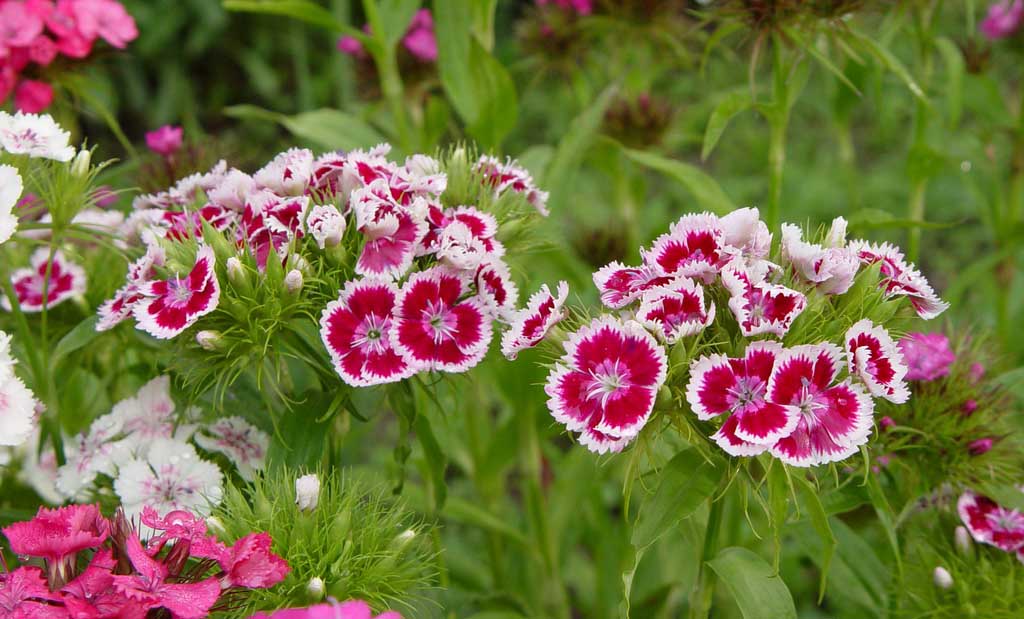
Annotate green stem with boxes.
[689,496,726,619]
[377,50,415,153]
[906,180,927,262]
[767,118,788,232]
[465,386,506,589]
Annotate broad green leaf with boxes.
[865,473,902,577]
[795,477,836,602]
[223,0,358,36]
[52,316,101,365]
[934,36,965,127]
[707,547,798,619]
[793,517,887,613]
[372,0,421,49]
[631,448,723,549]
[224,105,385,151]
[542,86,617,214]
[702,90,753,160]
[623,148,736,215]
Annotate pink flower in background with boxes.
[13,79,53,112]
[981,0,1024,38]
[75,0,138,49]
[537,0,594,15]
[0,3,45,54]
[251,600,402,619]
[337,9,437,63]
[968,437,994,455]
[2,248,87,313]
[145,125,183,156]
[336,35,364,57]
[898,332,956,382]
[2,504,108,563]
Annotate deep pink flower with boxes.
[958,492,1024,553]
[968,438,994,455]
[475,257,520,317]
[74,0,138,49]
[898,332,956,382]
[686,342,795,456]
[336,35,365,57]
[3,248,87,313]
[2,504,108,563]
[851,241,949,320]
[61,549,149,618]
[962,399,978,415]
[14,79,54,113]
[219,533,290,589]
[981,0,1024,38]
[721,266,806,337]
[537,0,593,15]
[879,416,895,430]
[251,599,402,619]
[145,125,183,156]
[320,278,414,387]
[969,362,985,383]
[500,280,568,360]
[27,33,59,65]
[545,317,667,453]
[140,507,229,563]
[592,261,671,309]
[132,245,220,339]
[474,155,550,216]
[0,567,64,619]
[0,3,44,53]
[352,180,427,279]
[845,319,909,404]
[643,213,724,282]
[112,533,221,619]
[401,9,437,62]
[391,267,493,373]
[637,277,715,344]
[767,344,875,467]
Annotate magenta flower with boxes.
[401,9,437,62]
[643,213,724,282]
[537,0,593,15]
[0,3,45,54]
[851,241,949,320]
[2,504,108,563]
[897,332,956,382]
[111,533,221,619]
[391,267,493,373]
[545,317,667,454]
[336,35,364,57]
[320,278,414,387]
[968,437,994,456]
[500,280,568,360]
[981,0,1024,38]
[74,0,138,49]
[145,125,183,156]
[2,248,87,313]
[140,507,229,563]
[14,79,53,113]
[592,262,671,309]
[687,342,794,456]
[844,319,909,404]
[251,599,402,619]
[132,245,221,339]
[767,344,875,467]
[958,492,1024,553]
[0,567,63,619]
[218,532,290,589]
[721,266,806,338]
[637,277,715,344]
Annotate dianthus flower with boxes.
[2,248,87,312]
[958,492,1024,553]
[132,245,220,339]
[501,281,568,359]
[898,332,956,382]
[981,0,1024,38]
[845,319,909,403]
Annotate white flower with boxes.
[0,111,76,161]
[194,416,269,481]
[306,204,346,249]
[933,566,953,589]
[1,164,22,245]
[254,148,314,196]
[114,438,224,517]
[14,429,63,504]
[208,169,256,211]
[295,473,320,512]
[0,373,37,447]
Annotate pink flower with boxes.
[401,9,437,62]
[145,125,183,156]
[352,180,427,279]
[475,258,520,317]
[2,504,108,563]
[962,399,978,415]
[501,281,568,360]
[0,3,44,54]
[844,319,909,404]
[61,549,142,618]
[850,241,949,320]
[643,213,724,282]
[879,416,895,430]
[140,507,229,563]
[254,148,314,196]
[545,317,667,454]
[320,278,414,387]
[219,532,290,589]
[958,492,1024,553]
[112,533,221,619]
[969,362,985,383]
[2,248,87,313]
[637,278,715,344]
[336,35,365,57]
[75,0,138,49]
[132,245,221,339]
[0,567,64,619]
[898,332,956,382]
[27,34,58,65]
[391,267,493,373]
[780,219,859,295]
[592,261,671,309]
[968,437,994,455]
[981,0,1024,38]
[240,192,308,270]
[474,155,550,216]
[767,344,875,467]
[537,0,593,15]
[14,79,54,113]
[686,342,794,456]
[251,599,402,619]
[721,266,806,337]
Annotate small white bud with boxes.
[284,269,303,295]
[955,526,972,554]
[295,473,320,512]
[306,576,325,601]
[195,330,223,351]
[71,149,91,177]
[226,257,246,285]
[390,528,416,552]
[933,566,954,589]
[205,516,226,534]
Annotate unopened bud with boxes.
[284,269,303,295]
[961,399,978,415]
[205,515,226,535]
[933,566,953,589]
[955,526,972,555]
[968,438,994,456]
[71,149,91,177]
[196,330,223,351]
[390,528,417,553]
[226,256,247,286]
[295,473,320,512]
[879,416,895,430]
[306,577,325,601]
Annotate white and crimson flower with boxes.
[721,267,806,337]
[780,218,860,295]
[850,241,949,320]
[844,319,910,404]
[643,213,724,282]
[545,317,667,454]
[766,344,874,467]
[97,245,166,332]
[637,278,715,344]
[319,278,413,387]
[132,245,220,339]
[194,417,269,482]
[420,204,502,258]
[2,248,86,312]
[1,163,22,245]
[501,281,569,360]
[592,262,672,309]
[686,342,794,456]
[474,155,550,216]
[475,257,520,317]
[113,438,224,517]
[253,147,314,196]
[391,267,493,373]
[239,191,309,270]
[957,492,1024,553]
[352,179,428,279]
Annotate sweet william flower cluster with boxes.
[545,207,948,465]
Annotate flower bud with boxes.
[306,577,325,601]
[390,528,417,553]
[226,257,247,287]
[70,149,91,177]
[284,269,303,295]
[969,362,985,383]
[961,399,978,415]
[933,566,953,589]
[879,416,895,431]
[195,330,223,351]
[295,473,320,512]
[205,515,226,535]
[968,438,994,456]
[955,526,972,555]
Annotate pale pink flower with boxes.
[898,332,956,382]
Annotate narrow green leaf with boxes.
[766,462,789,567]
[225,105,385,151]
[623,148,736,215]
[223,0,357,36]
[702,90,753,160]
[51,316,101,365]
[631,448,723,549]
[934,36,965,127]
[794,477,836,602]
[847,28,928,103]
[707,547,798,619]
[865,474,902,577]
[542,86,617,214]
[783,27,861,97]
[414,413,448,511]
